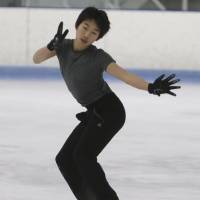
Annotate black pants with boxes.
[55,92,126,200]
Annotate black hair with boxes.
[75,7,110,40]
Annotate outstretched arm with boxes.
[106,63,181,96]
[106,63,149,90]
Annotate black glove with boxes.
[47,21,69,51]
[148,74,181,96]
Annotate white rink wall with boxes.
[1,7,200,70]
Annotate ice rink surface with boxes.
[0,80,199,200]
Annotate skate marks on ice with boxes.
[0,81,200,200]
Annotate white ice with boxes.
[0,80,200,200]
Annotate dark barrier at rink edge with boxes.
[0,65,200,83]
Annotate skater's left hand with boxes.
[148,74,181,96]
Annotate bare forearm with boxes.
[33,47,56,64]
[126,73,149,91]
[106,63,149,91]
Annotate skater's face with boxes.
[74,19,100,50]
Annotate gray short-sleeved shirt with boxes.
[56,39,115,106]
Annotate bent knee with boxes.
[72,148,83,164]
[55,151,70,166]
[55,153,62,166]
[73,147,94,166]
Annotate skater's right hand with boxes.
[47,21,69,51]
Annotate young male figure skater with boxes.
[33,7,180,200]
